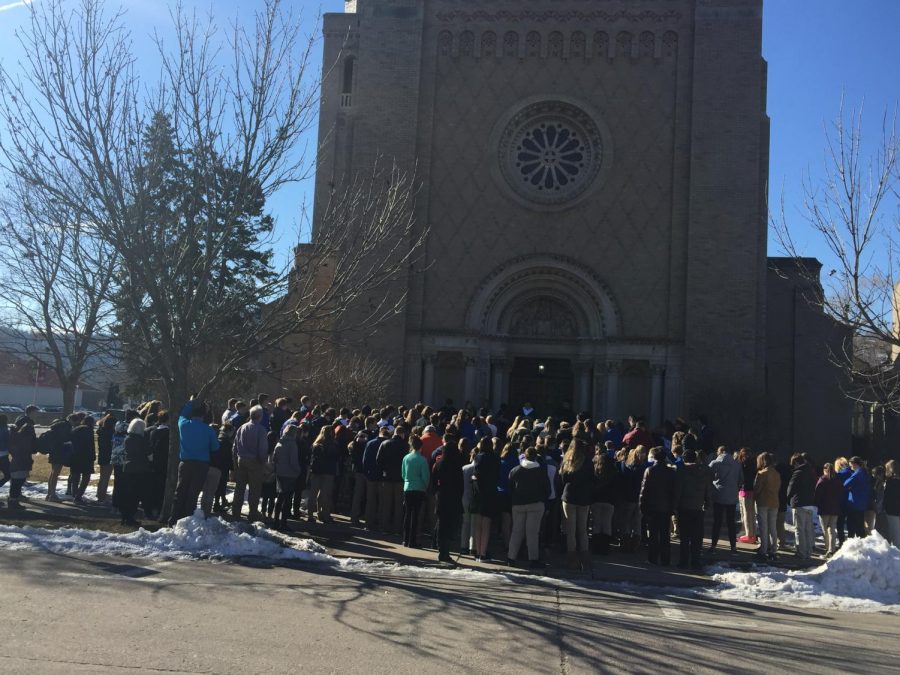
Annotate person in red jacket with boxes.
[623,419,655,450]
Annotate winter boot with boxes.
[579,551,592,572]
[599,534,611,555]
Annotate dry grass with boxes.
[29,453,53,482]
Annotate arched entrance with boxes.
[465,254,620,416]
[418,254,678,424]
[508,357,575,421]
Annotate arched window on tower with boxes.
[503,31,519,58]
[341,57,355,108]
[526,31,541,58]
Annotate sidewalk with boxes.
[0,491,819,587]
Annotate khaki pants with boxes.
[794,507,815,559]
[616,501,641,538]
[365,479,381,529]
[757,506,778,555]
[232,457,264,521]
[461,512,474,550]
[96,464,114,502]
[563,502,590,553]
[509,502,545,561]
[740,494,757,538]
[887,515,900,547]
[820,514,838,554]
[200,466,221,517]
[380,481,404,534]
[590,502,615,536]
[308,473,335,521]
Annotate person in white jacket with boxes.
[459,440,476,554]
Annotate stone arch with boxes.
[481,30,498,58]
[503,31,519,58]
[616,31,633,59]
[639,31,655,58]
[465,254,622,339]
[438,30,453,57]
[570,31,587,59]
[525,31,542,58]
[459,31,475,57]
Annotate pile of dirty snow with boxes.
[0,510,334,563]
[705,533,900,613]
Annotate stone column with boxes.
[663,361,683,420]
[592,359,605,420]
[575,361,593,413]
[422,355,436,406]
[650,365,665,427]
[464,356,477,404]
[491,358,508,411]
[605,361,621,421]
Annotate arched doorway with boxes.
[508,357,575,421]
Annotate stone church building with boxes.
[292,0,851,454]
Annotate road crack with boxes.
[555,586,569,675]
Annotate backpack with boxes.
[37,428,56,454]
[110,423,128,467]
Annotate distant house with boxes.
[0,350,100,409]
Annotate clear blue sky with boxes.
[0,0,897,271]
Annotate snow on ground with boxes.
[703,533,900,614]
[3,483,898,607]
[0,479,100,501]
[0,510,333,563]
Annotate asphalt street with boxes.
[3,549,898,674]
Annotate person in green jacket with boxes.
[401,435,431,548]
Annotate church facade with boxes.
[303,0,851,452]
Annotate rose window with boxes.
[515,122,586,192]
[497,100,603,207]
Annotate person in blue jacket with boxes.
[844,456,871,538]
[169,399,219,524]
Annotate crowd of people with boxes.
[1,398,898,570]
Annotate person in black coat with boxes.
[121,419,152,527]
[472,437,501,561]
[590,452,619,554]
[775,457,792,549]
[673,450,712,570]
[95,415,117,504]
[43,418,73,503]
[787,453,817,560]
[432,435,464,564]
[560,438,594,566]
[639,447,676,565]
[69,417,96,503]
[147,412,171,520]
[507,446,551,567]
[376,426,408,534]
[8,416,37,508]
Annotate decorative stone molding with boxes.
[436,29,678,62]
[434,10,682,24]
[465,253,622,340]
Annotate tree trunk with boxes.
[61,379,77,415]
[159,380,189,524]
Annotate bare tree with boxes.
[0,0,423,520]
[288,351,394,410]
[0,178,117,413]
[773,100,900,411]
